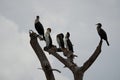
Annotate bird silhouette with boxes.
[44,28,53,49]
[34,16,45,39]
[96,23,109,46]
[65,32,74,52]
[56,33,65,49]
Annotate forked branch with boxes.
[29,30,103,80]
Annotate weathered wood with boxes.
[29,31,55,80]
[45,40,103,80]
[44,46,77,71]
[72,40,103,80]
[29,30,103,80]
[81,40,102,72]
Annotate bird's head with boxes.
[96,23,102,28]
[36,16,39,19]
[47,28,51,33]
[60,33,64,38]
[96,23,102,26]
[65,32,70,38]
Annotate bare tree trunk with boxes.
[29,31,55,80]
[29,31,103,80]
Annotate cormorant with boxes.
[34,16,45,39]
[56,33,65,49]
[96,23,109,46]
[65,32,74,52]
[44,28,53,48]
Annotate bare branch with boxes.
[81,40,103,72]
[44,47,77,71]
[38,68,61,73]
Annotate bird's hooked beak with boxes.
[96,23,99,25]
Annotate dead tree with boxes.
[29,30,103,80]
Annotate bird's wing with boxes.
[100,29,107,40]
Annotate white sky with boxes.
[0,0,120,80]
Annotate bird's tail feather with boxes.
[106,40,109,46]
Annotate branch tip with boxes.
[38,68,61,73]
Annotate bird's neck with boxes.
[65,37,68,40]
[46,31,50,35]
[97,26,101,31]
[35,19,39,24]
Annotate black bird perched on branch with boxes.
[44,28,53,49]
[96,23,109,46]
[65,32,74,52]
[56,33,65,49]
[34,16,45,39]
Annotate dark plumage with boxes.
[34,16,45,39]
[44,28,53,48]
[96,23,109,46]
[65,32,74,52]
[56,33,65,49]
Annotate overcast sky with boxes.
[0,0,120,80]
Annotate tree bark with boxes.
[45,40,102,80]
[29,31,55,80]
[29,30,103,80]
[81,40,102,72]
[72,40,103,80]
